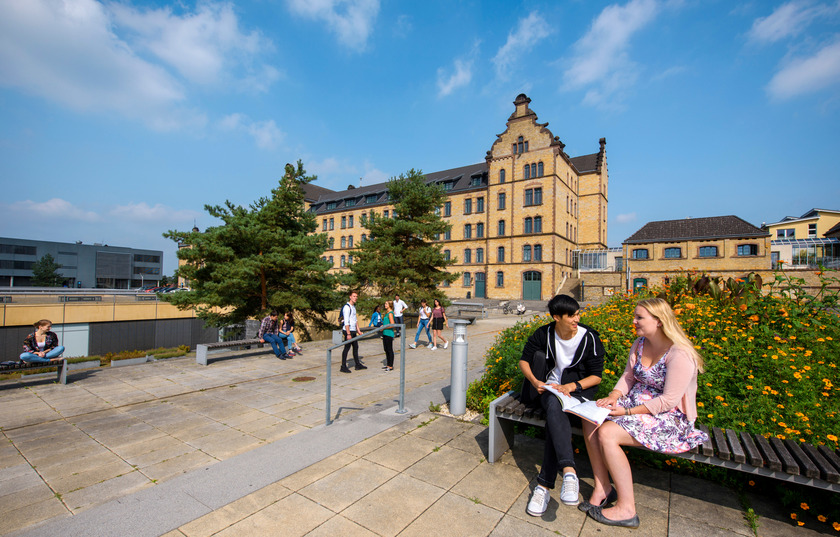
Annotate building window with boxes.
[348,236,354,248]
[322,219,327,231]
[463,272,472,286]
[499,169,506,183]
[444,249,451,261]
[384,210,389,218]
[471,176,482,187]
[776,228,795,239]
[523,164,531,179]
[476,223,484,238]
[497,246,505,262]
[538,162,544,177]
[365,194,378,204]
[340,236,346,248]
[444,229,451,240]
[329,218,334,230]
[524,217,533,234]
[345,199,356,208]
[464,199,472,214]
[361,233,367,242]
[443,279,450,287]
[523,245,532,262]
[698,246,718,258]
[524,188,542,206]
[737,244,758,256]
[340,255,346,267]
[632,248,649,259]
[496,271,504,287]
[498,191,506,210]
[809,223,817,237]
[326,202,337,210]
[329,237,335,249]
[444,201,451,217]
[530,163,537,178]
[329,256,334,266]
[348,215,354,228]
[361,213,367,224]
[498,220,506,236]
[464,224,472,239]
[443,181,454,191]
[464,249,472,264]
[476,197,484,213]
[476,248,484,263]
[664,247,681,259]
[534,216,542,233]
[534,244,542,261]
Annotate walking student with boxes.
[340,291,367,372]
[430,298,449,350]
[409,299,432,349]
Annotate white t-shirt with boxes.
[342,303,357,331]
[418,305,431,320]
[394,299,408,317]
[547,326,587,385]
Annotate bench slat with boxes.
[769,436,800,475]
[698,423,715,456]
[725,429,747,464]
[712,427,731,461]
[753,434,783,472]
[494,395,516,415]
[784,439,820,479]
[512,402,527,417]
[803,444,840,484]
[739,431,764,467]
[818,446,840,477]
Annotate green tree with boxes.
[163,161,340,331]
[31,253,64,287]
[344,169,458,308]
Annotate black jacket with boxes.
[519,321,605,408]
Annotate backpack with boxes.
[337,303,351,330]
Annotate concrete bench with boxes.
[450,302,486,322]
[0,359,68,384]
[196,339,265,365]
[488,391,840,493]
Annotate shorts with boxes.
[432,317,444,331]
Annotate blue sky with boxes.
[2,0,839,276]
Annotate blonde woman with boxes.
[584,298,708,529]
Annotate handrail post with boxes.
[397,323,406,414]
[326,349,333,425]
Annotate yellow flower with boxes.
[748,480,755,486]
[827,434,838,442]
[834,521,840,530]
[798,521,805,526]
[708,414,714,418]
[818,515,826,522]
[791,513,798,520]
[801,503,809,510]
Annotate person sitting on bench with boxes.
[20,319,65,363]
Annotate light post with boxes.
[449,319,470,415]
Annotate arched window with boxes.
[524,217,533,234]
[498,191,506,210]
[361,233,367,242]
[534,244,542,261]
[340,236,346,248]
[464,248,472,264]
[464,224,472,239]
[348,236,353,248]
[499,169,506,183]
[329,237,335,249]
[517,136,524,154]
[498,220,505,236]
[534,216,542,233]
[340,255,346,267]
[523,164,531,179]
[538,162,544,177]
[476,248,484,263]
[496,271,504,287]
[497,246,505,262]
[444,249,451,261]
[464,272,472,286]
[523,245,532,262]
[530,163,537,177]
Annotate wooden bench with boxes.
[0,359,69,384]
[196,339,265,365]
[488,391,840,492]
[451,302,486,322]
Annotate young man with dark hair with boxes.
[340,291,367,373]
[519,294,606,516]
[259,310,291,360]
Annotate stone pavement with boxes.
[0,315,829,536]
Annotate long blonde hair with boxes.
[636,298,705,373]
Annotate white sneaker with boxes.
[427,343,434,349]
[430,346,437,351]
[443,341,449,349]
[526,485,550,516]
[409,343,417,349]
[560,473,580,506]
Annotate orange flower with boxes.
[801,503,810,510]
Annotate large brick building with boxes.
[304,94,609,301]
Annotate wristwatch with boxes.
[573,381,582,393]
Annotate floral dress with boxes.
[607,340,709,453]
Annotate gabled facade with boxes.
[623,216,771,291]
[305,94,609,301]
[763,208,840,241]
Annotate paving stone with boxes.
[452,457,532,512]
[404,444,482,489]
[213,492,333,537]
[0,495,68,535]
[62,470,153,513]
[408,414,473,443]
[139,450,219,482]
[669,474,748,533]
[489,515,569,537]
[178,482,292,537]
[342,473,445,536]
[305,515,378,537]
[397,491,503,537]
[298,458,397,513]
[279,451,358,492]
[363,433,439,472]
[184,429,263,459]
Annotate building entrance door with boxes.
[523,271,541,300]
[474,272,486,298]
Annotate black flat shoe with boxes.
[577,487,618,512]
[587,506,639,528]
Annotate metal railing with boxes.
[325,323,406,425]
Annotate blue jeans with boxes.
[414,318,431,343]
[20,346,65,363]
[281,333,297,349]
[262,334,287,357]
[536,390,578,489]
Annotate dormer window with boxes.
[326,201,337,210]
[345,199,356,208]
[365,194,378,204]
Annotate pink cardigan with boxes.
[612,338,701,422]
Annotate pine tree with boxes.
[164,161,340,331]
[31,253,64,287]
[344,169,458,307]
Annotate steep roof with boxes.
[624,215,768,244]
[569,153,598,173]
[301,183,335,203]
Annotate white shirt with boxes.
[394,299,408,316]
[418,305,431,320]
[343,303,358,331]
[547,326,587,385]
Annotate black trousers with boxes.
[341,330,359,367]
[382,335,395,367]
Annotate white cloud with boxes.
[362,161,389,185]
[109,202,199,222]
[562,0,659,106]
[767,39,840,99]
[7,198,100,222]
[616,212,637,224]
[286,0,380,52]
[219,113,285,149]
[748,1,839,45]
[0,0,275,130]
[437,59,473,97]
[492,12,552,80]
